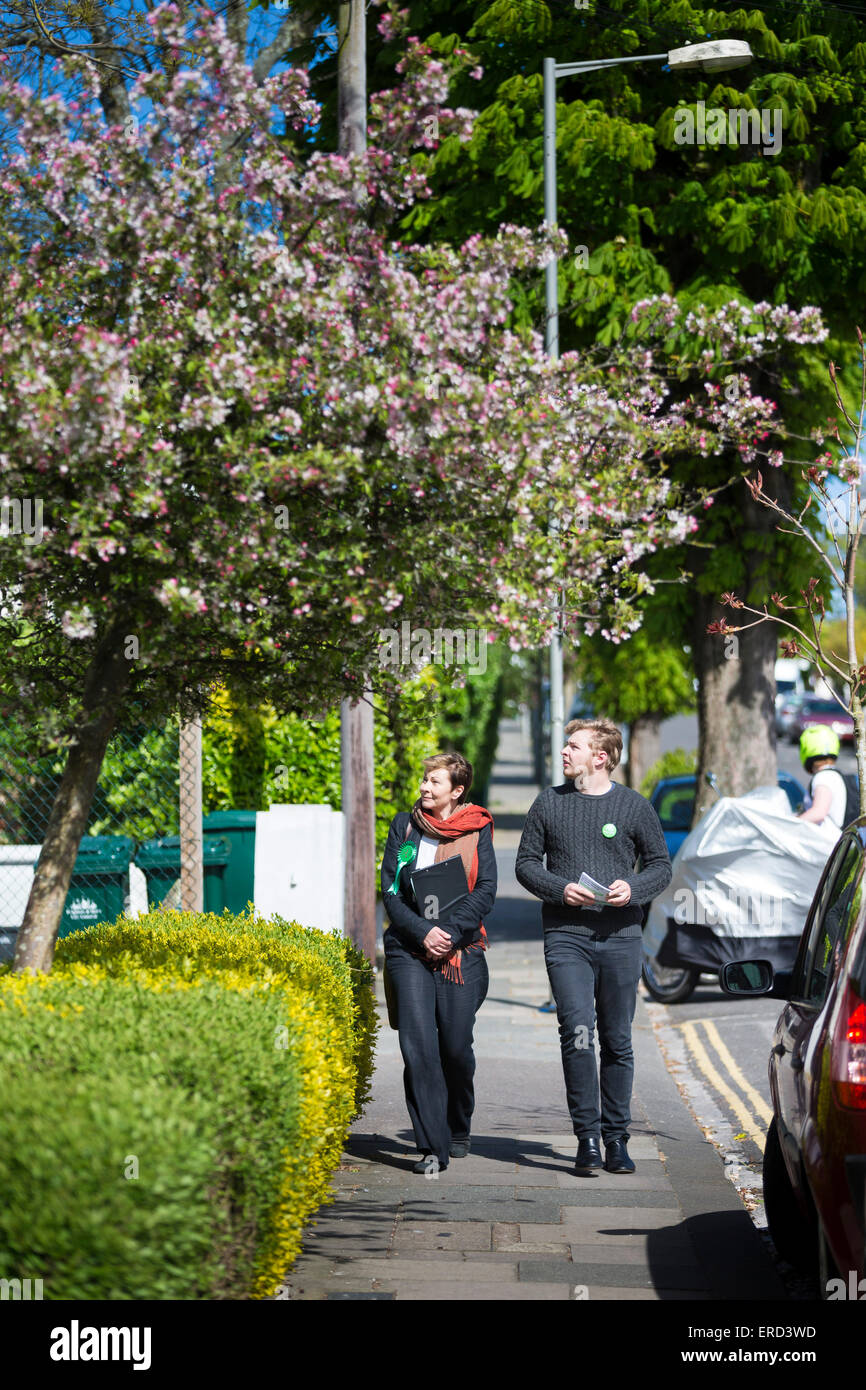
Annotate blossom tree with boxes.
[0,5,825,973]
[710,328,866,813]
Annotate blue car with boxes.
[650,772,805,859]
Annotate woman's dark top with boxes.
[380,812,497,956]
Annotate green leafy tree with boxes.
[89,724,180,840]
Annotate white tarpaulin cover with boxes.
[644,784,838,959]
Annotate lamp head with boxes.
[667,40,753,72]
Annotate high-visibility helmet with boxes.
[799,725,840,765]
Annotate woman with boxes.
[380,752,496,1173]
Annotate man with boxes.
[797,726,848,831]
[516,718,671,1174]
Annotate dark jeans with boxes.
[543,930,642,1146]
[385,940,489,1166]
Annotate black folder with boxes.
[409,855,470,919]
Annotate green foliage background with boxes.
[200,642,515,856]
[571,627,696,726]
[0,646,514,862]
[639,746,699,798]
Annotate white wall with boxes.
[253,804,345,934]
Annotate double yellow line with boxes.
[679,1018,773,1151]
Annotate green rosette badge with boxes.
[601,823,617,838]
[388,841,416,894]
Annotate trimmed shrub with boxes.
[0,910,377,1300]
[56,909,377,1116]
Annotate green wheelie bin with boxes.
[59,835,136,939]
[202,811,256,915]
[135,835,233,913]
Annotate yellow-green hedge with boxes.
[0,910,378,1299]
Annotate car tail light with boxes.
[831,985,866,1110]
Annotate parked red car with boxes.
[721,824,866,1292]
[789,696,855,744]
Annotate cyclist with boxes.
[797,726,847,831]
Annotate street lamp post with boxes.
[542,39,752,784]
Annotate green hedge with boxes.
[0,910,377,1300]
[202,680,438,861]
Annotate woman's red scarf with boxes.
[408,800,494,983]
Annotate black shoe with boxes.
[449,1138,471,1158]
[574,1137,603,1171]
[604,1138,635,1173]
[412,1154,448,1174]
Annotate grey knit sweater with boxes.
[515,781,672,937]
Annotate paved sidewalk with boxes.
[283,717,787,1301]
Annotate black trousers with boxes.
[384,939,489,1166]
[543,930,642,1145]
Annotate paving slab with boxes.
[395,1200,565,1224]
[395,1185,522,1204]
[462,1249,573,1263]
[521,1221,688,1249]
[553,1165,671,1188]
[556,1205,687,1229]
[587,1287,714,1301]
[391,1221,492,1251]
[568,1261,710,1291]
[300,1236,394,1258]
[330,1258,518,1283]
[559,1243,701,1266]
[517,1259,578,1283]
[550,1189,680,1208]
[394,1281,573,1300]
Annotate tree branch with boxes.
[251,2,322,86]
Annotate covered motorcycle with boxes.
[643,784,838,1002]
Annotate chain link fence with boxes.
[0,718,223,962]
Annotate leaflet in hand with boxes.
[578,871,610,912]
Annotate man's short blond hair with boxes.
[564,718,622,772]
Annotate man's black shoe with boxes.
[604,1139,635,1173]
[413,1153,448,1174]
[574,1137,603,1171]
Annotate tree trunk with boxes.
[12,635,131,975]
[692,596,777,825]
[627,714,662,793]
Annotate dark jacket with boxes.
[380,811,497,953]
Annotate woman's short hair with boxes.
[564,718,622,772]
[423,752,473,803]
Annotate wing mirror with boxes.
[720,959,775,996]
